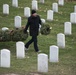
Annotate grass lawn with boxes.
[0,0,76,75]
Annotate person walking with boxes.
[24,10,42,52]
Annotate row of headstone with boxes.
[2,0,63,20]
[57,21,72,47]
[2,0,68,24]
[38,45,59,72]
[47,0,64,21]
[3,4,31,17]
[16,41,59,61]
[0,41,59,71]
[14,16,45,28]
[1,14,45,29]
[0,41,25,68]
[16,42,59,73]
[2,0,67,28]
[0,35,65,71]
[3,0,38,15]
[70,5,76,24]
[12,0,45,9]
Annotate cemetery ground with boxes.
[0,0,76,75]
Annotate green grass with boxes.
[0,0,76,75]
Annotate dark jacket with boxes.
[24,15,42,36]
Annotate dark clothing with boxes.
[25,36,38,52]
[24,15,41,36]
[24,14,42,52]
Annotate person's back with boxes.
[28,14,41,36]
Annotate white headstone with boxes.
[74,5,76,13]
[2,27,9,31]
[32,0,38,10]
[3,4,9,15]
[41,18,46,24]
[16,41,25,59]
[14,16,21,28]
[70,13,76,24]
[49,45,59,62]
[12,0,18,7]
[58,0,64,6]
[57,33,65,48]
[1,49,10,68]
[52,3,58,12]
[38,53,48,72]
[40,0,44,3]
[64,22,72,35]
[24,7,30,18]
[47,10,53,21]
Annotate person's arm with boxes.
[24,19,30,33]
[39,16,42,25]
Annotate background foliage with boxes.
[0,28,28,41]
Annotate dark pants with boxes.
[25,36,39,52]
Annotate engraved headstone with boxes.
[52,3,58,12]
[12,0,18,7]
[24,7,30,18]
[47,10,53,21]
[70,13,76,24]
[57,33,65,48]
[3,4,9,15]
[16,41,25,59]
[1,49,10,68]
[58,0,64,6]
[49,45,59,62]
[32,0,38,10]
[64,22,72,35]
[38,53,48,72]
[14,16,21,28]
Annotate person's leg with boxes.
[33,36,39,52]
[25,37,33,48]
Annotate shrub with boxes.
[0,30,11,41]
[40,24,51,35]
[0,28,28,42]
